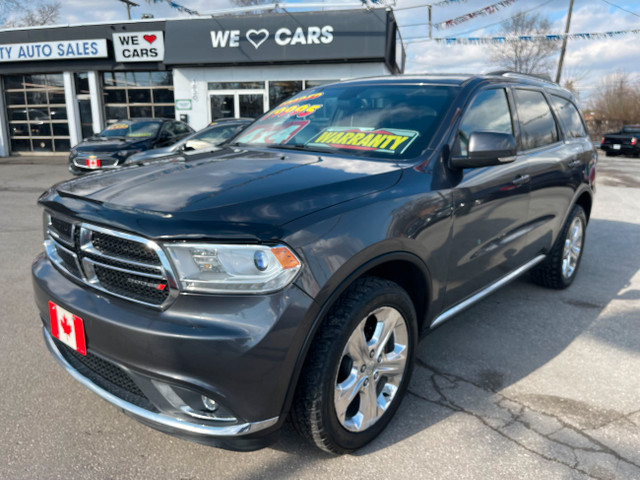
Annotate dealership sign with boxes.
[113,31,165,62]
[164,10,389,65]
[0,39,107,62]
[211,26,334,49]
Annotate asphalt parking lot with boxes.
[1,152,639,480]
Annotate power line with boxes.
[599,0,640,19]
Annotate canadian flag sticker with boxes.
[49,301,86,355]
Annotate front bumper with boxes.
[33,253,314,450]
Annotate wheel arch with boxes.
[281,251,432,420]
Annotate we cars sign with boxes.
[113,31,164,62]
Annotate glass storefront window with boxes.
[4,73,69,153]
[269,81,303,108]
[304,80,337,89]
[208,81,265,90]
[102,71,174,121]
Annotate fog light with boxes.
[202,396,218,412]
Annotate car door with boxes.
[444,87,532,307]
[511,89,586,260]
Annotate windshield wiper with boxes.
[264,143,335,153]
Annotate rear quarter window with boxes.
[513,89,559,150]
[550,96,587,138]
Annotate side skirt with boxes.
[430,254,546,329]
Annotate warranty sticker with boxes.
[307,127,419,154]
[107,123,129,130]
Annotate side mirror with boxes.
[451,132,517,169]
[183,141,195,151]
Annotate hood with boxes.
[42,148,404,240]
[75,136,150,153]
[127,146,175,163]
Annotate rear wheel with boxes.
[531,205,587,289]
[291,277,417,454]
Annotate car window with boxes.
[513,89,559,150]
[455,88,513,156]
[195,125,241,145]
[173,122,191,135]
[100,121,161,138]
[550,96,587,139]
[234,84,458,160]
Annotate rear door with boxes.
[444,87,531,306]
[514,89,588,259]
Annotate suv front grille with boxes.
[44,213,177,308]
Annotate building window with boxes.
[269,81,303,108]
[4,73,69,153]
[102,71,174,122]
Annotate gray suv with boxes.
[33,72,596,453]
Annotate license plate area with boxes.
[49,301,86,355]
[613,144,621,150]
[86,157,101,168]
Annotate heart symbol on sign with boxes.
[143,34,157,44]
[246,29,269,49]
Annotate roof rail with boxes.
[486,70,557,85]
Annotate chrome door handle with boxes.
[512,174,530,186]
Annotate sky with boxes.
[52,0,640,105]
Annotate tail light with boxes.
[632,137,637,146]
[600,137,604,144]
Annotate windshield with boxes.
[233,84,457,160]
[100,121,161,138]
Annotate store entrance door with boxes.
[209,90,266,121]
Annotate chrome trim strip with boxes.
[80,242,164,273]
[45,239,81,278]
[430,254,546,329]
[84,257,165,280]
[43,328,279,437]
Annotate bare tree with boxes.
[588,71,640,137]
[1,1,61,28]
[489,12,559,77]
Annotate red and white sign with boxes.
[113,31,164,62]
[49,301,86,355]
[86,156,101,169]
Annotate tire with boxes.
[291,277,417,454]
[530,205,587,289]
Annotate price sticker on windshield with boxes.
[107,123,128,130]
[307,127,419,154]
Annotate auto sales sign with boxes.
[113,31,165,62]
[0,39,107,62]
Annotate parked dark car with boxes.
[68,118,194,174]
[125,118,251,164]
[33,73,596,454]
[600,124,640,157]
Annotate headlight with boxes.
[69,148,78,158]
[164,243,301,294]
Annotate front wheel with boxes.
[291,277,417,454]
[531,205,587,289]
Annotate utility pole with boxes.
[428,5,432,39]
[119,0,139,20]
[555,0,574,84]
